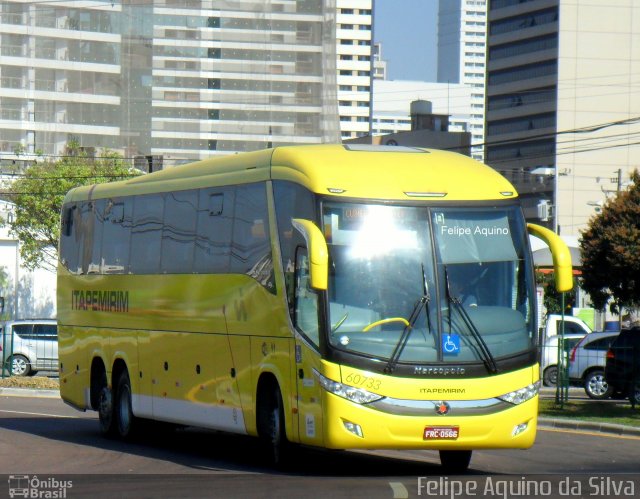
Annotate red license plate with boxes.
[423,426,460,440]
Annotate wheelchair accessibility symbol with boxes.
[443,334,460,355]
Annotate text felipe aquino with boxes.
[417,476,636,498]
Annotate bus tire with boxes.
[97,370,116,436]
[114,369,138,439]
[439,450,472,473]
[257,385,289,467]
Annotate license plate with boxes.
[423,426,460,440]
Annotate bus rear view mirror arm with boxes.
[527,223,573,292]
[292,218,329,291]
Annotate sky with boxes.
[373,0,439,82]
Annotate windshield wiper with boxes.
[444,266,499,374]
[384,264,431,375]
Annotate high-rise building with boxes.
[0,0,340,163]
[485,0,640,236]
[336,0,373,140]
[437,0,487,161]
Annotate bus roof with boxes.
[65,145,517,202]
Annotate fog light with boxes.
[512,422,528,436]
[342,419,363,438]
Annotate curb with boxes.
[538,417,640,437]
[0,387,60,398]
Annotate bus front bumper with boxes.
[322,391,538,450]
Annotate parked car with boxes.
[0,319,58,376]
[541,314,591,340]
[540,333,586,386]
[568,331,619,399]
[605,327,640,406]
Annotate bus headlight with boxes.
[497,381,541,405]
[314,370,383,405]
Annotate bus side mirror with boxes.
[527,223,573,292]
[292,218,328,291]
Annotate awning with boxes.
[529,235,582,267]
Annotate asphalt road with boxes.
[1,395,639,498]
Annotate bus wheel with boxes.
[439,450,472,473]
[258,387,288,466]
[115,370,137,439]
[97,375,115,436]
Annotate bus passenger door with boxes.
[293,248,324,446]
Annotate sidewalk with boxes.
[538,416,640,437]
[0,386,60,398]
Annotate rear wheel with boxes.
[439,450,472,473]
[543,366,558,387]
[114,370,138,439]
[584,370,612,399]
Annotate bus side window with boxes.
[88,199,105,274]
[102,199,131,274]
[294,248,319,346]
[161,190,197,274]
[78,201,94,275]
[232,184,274,291]
[130,193,164,274]
[60,204,80,272]
[194,188,234,273]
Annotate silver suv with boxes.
[568,331,619,399]
[0,319,58,376]
[540,333,586,386]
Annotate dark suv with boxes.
[605,327,640,406]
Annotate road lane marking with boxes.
[0,409,81,419]
[540,426,640,441]
[389,481,409,498]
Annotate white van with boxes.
[0,320,58,376]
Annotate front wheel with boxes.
[584,370,612,400]
[9,355,31,377]
[439,450,472,473]
[257,387,289,467]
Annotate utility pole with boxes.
[617,168,622,192]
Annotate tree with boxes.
[0,144,140,272]
[579,170,640,313]
[536,271,576,317]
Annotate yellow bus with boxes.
[57,145,572,471]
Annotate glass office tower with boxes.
[0,1,339,163]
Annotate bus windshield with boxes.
[323,202,535,368]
